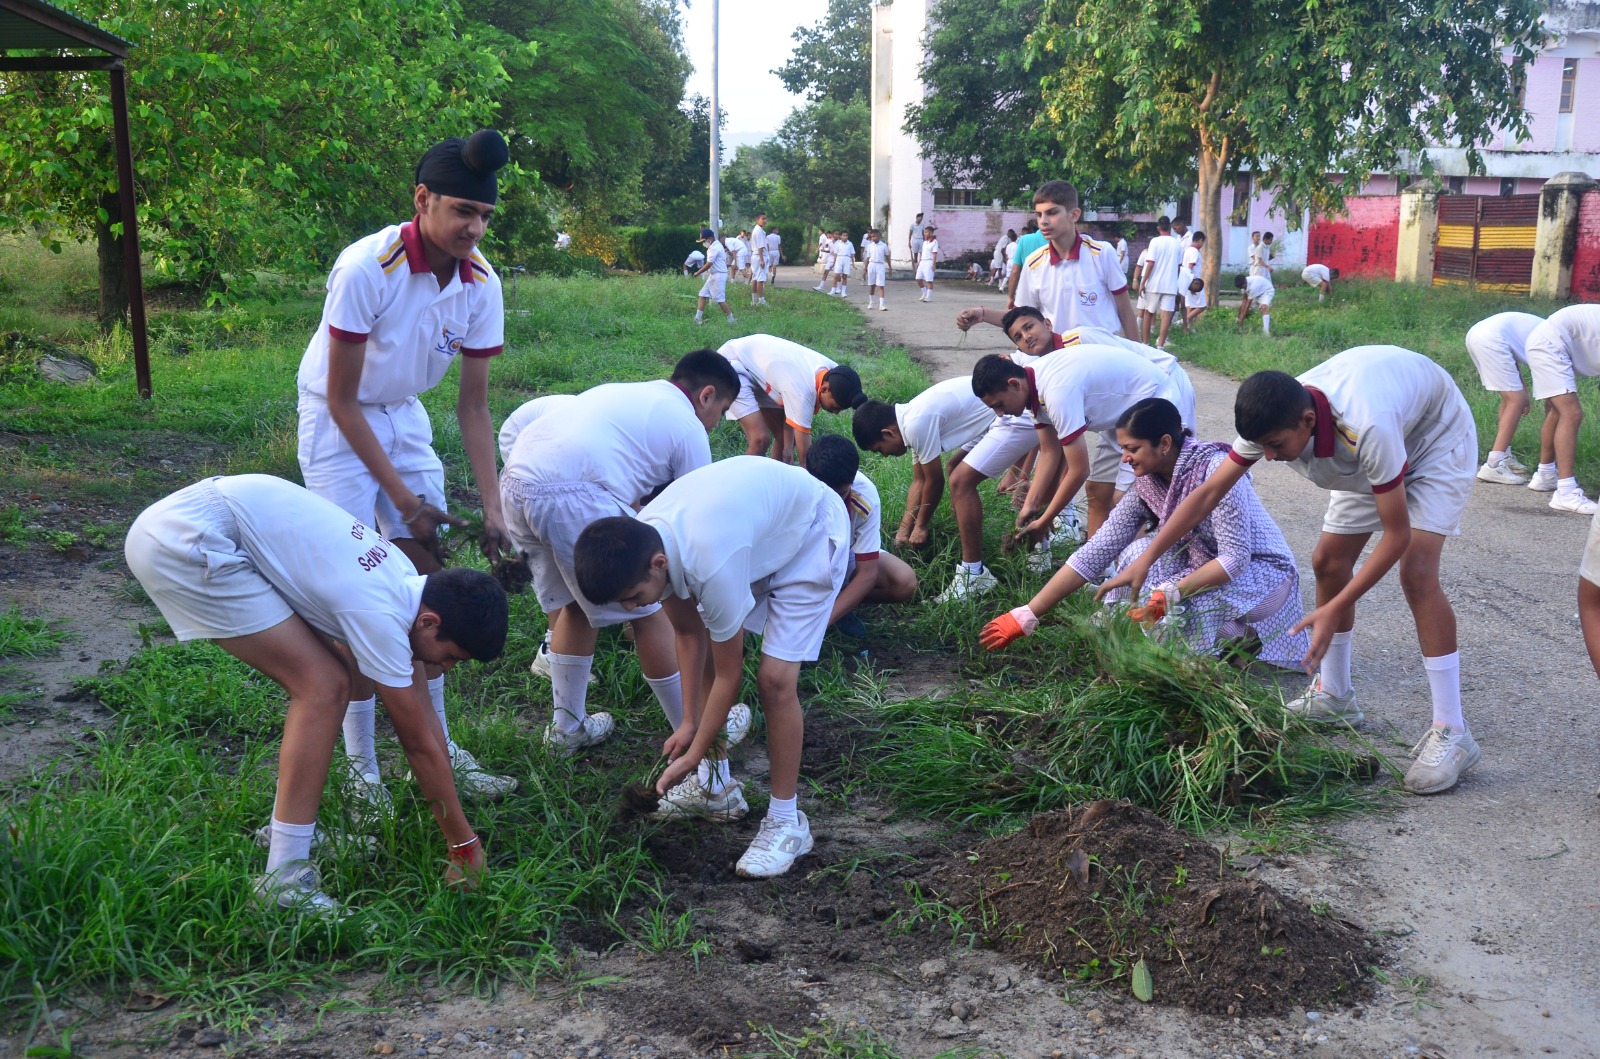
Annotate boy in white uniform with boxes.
[718,334,867,465]
[296,129,515,804]
[1235,271,1275,335]
[682,248,705,277]
[1183,276,1210,329]
[730,231,750,281]
[1464,311,1542,485]
[766,227,781,282]
[832,233,856,297]
[1247,232,1264,275]
[1137,216,1183,348]
[125,474,508,919]
[1524,305,1600,514]
[1113,233,1130,278]
[749,213,770,305]
[852,376,1001,554]
[573,457,850,878]
[915,226,940,301]
[1100,347,1481,794]
[957,181,1137,338]
[910,213,925,270]
[501,352,743,754]
[692,228,735,326]
[806,436,919,636]
[1301,263,1338,301]
[862,229,890,310]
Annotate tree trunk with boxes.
[1196,148,1225,307]
[96,188,129,334]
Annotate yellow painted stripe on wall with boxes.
[1476,227,1536,250]
[1432,276,1471,288]
[1437,225,1476,249]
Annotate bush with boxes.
[616,224,703,272]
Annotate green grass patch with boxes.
[0,607,67,659]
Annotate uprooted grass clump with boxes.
[930,801,1375,1016]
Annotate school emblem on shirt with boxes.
[1077,289,1099,307]
[435,327,464,358]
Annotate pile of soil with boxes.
[932,801,1374,1017]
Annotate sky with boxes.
[680,0,831,149]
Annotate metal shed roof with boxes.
[0,0,129,57]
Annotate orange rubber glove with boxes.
[979,606,1040,651]
[1126,586,1177,626]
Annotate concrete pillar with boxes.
[1394,186,1439,284]
[1532,171,1595,300]
[868,3,894,232]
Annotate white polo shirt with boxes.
[1024,344,1171,444]
[1057,325,1178,377]
[1228,345,1467,494]
[750,224,767,264]
[1181,244,1201,274]
[767,232,781,258]
[497,393,579,463]
[1301,264,1331,286]
[504,380,710,508]
[298,219,504,405]
[1014,234,1129,335]
[642,456,845,642]
[1465,312,1542,368]
[1528,305,1600,379]
[863,241,889,267]
[845,471,883,561]
[1244,274,1275,303]
[1114,238,1129,271]
[1183,280,1209,310]
[896,376,997,465]
[1143,234,1182,296]
[705,240,729,275]
[921,238,940,262]
[720,335,838,432]
[684,249,705,270]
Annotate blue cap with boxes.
[701,227,715,239]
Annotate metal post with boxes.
[708,0,721,232]
[109,63,152,399]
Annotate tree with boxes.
[774,0,872,105]
[720,141,784,227]
[639,95,725,225]
[1028,0,1544,300]
[769,96,872,229]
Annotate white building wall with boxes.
[871,0,935,268]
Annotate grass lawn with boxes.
[1,240,1381,1039]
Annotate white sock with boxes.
[1539,462,1558,477]
[1319,630,1354,698]
[548,652,593,735]
[1262,314,1271,335]
[960,560,985,576]
[1487,450,1507,467]
[1424,651,1464,731]
[645,671,685,729]
[1319,292,1326,302]
[694,310,703,321]
[1558,476,1582,494]
[697,756,733,795]
[265,817,316,875]
[426,675,453,753]
[766,794,799,826]
[341,696,378,778]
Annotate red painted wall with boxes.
[1572,188,1600,304]
[1307,196,1401,278]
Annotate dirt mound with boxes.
[932,801,1374,1017]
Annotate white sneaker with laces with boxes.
[1502,450,1530,476]
[1283,676,1363,724]
[1403,724,1480,794]
[252,863,350,922]
[1475,460,1527,485]
[251,823,376,857]
[722,703,753,749]
[1026,545,1057,575]
[542,712,615,757]
[879,303,888,312]
[1052,506,1086,544]
[448,745,519,799]
[343,765,393,822]
[934,564,998,603]
[1526,467,1559,492]
[736,811,814,878]
[656,777,749,822]
[1549,489,1598,515]
[529,636,597,684]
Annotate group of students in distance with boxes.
[683,217,783,326]
[121,130,1600,922]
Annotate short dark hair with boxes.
[1233,273,1248,289]
[1156,215,1172,232]
[1191,230,1206,243]
[1188,276,1205,292]
[1263,231,1275,241]
[823,364,868,410]
[1330,267,1341,278]
[671,348,740,400]
[806,434,859,488]
[851,400,898,450]
[1000,304,1048,335]
[1234,371,1312,441]
[573,517,663,604]
[421,568,508,662]
[1116,397,1185,445]
[1033,180,1079,210]
[971,354,1026,397]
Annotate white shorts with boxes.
[1527,341,1580,401]
[1466,336,1528,393]
[1321,432,1476,537]
[866,263,887,287]
[915,261,935,282]
[1581,509,1600,587]
[1167,366,1198,433]
[124,479,295,642]
[829,255,847,273]
[698,273,727,302]
[297,393,445,541]
[1250,289,1276,308]
[721,362,781,422]
[501,477,660,625]
[740,504,848,662]
[1137,290,1175,314]
[1087,431,1136,490]
[753,264,769,283]
[963,415,1038,478]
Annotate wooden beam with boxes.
[109,65,152,399]
[0,56,122,71]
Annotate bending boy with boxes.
[1463,311,1541,486]
[806,435,919,633]
[1523,305,1600,514]
[718,334,867,464]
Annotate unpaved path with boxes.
[820,270,1600,1056]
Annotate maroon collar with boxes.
[1047,234,1084,265]
[672,381,696,408]
[400,216,475,285]
[1307,386,1336,458]
[1023,366,1042,416]
[1049,333,1066,351]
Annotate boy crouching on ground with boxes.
[574,456,848,878]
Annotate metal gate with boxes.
[1434,194,1539,292]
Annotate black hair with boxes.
[1191,230,1206,243]
[1156,215,1172,232]
[1023,220,1039,233]
[823,364,868,409]
[671,348,740,400]
[971,354,1026,397]
[806,434,860,488]
[1033,180,1080,210]
[1188,276,1205,292]
[1330,267,1341,278]
[1115,397,1186,445]
[1233,273,1248,289]
[573,517,663,604]
[1234,370,1313,441]
[421,568,508,662]
[1000,304,1048,335]
[1263,231,1275,241]
[850,400,898,450]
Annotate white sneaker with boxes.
[1526,467,1559,492]
[656,777,749,822]
[1403,724,1480,794]
[1549,489,1598,515]
[723,703,753,749]
[252,863,350,922]
[344,765,394,821]
[542,713,615,757]
[1053,506,1086,544]
[1283,676,1363,724]
[529,636,597,684]
[879,303,888,312]
[934,564,998,603]
[1026,544,1057,575]
[726,315,736,324]
[736,811,814,878]
[251,823,376,857]
[1475,460,1527,485]
[1502,450,1530,476]
[449,745,519,799]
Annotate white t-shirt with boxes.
[1183,281,1208,310]
[1526,305,1600,377]
[750,225,767,263]
[719,334,837,431]
[298,221,505,405]
[1025,344,1171,444]
[896,376,997,465]
[766,232,781,258]
[1302,264,1331,286]
[1181,244,1201,273]
[863,241,889,267]
[1229,345,1466,494]
[504,380,710,507]
[1465,311,1543,367]
[845,471,883,560]
[214,474,426,686]
[1057,326,1178,378]
[1143,234,1183,295]
[497,393,579,463]
[844,240,857,261]
[910,226,925,250]
[642,456,846,642]
[1114,238,1129,271]
[922,238,940,262]
[726,236,746,256]
[705,241,729,275]
[1245,274,1275,302]
[684,249,705,269]
[1014,234,1130,335]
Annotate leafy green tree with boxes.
[769,96,871,230]
[720,141,784,228]
[1028,0,1544,299]
[774,0,872,105]
[639,95,725,225]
